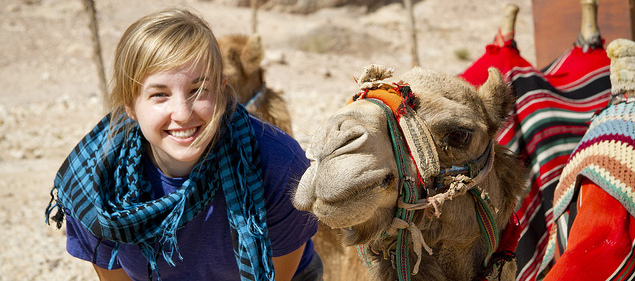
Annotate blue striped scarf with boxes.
[45,105,274,280]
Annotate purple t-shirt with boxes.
[65,117,317,280]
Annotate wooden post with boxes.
[82,0,108,97]
[403,0,420,67]
[580,0,599,41]
[251,0,258,34]
[495,4,519,46]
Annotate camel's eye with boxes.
[446,128,472,147]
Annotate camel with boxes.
[218,33,294,136]
[293,65,527,280]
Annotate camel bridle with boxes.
[347,84,511,281]
[244,82,267,110]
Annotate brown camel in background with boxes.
[218,33,294,136]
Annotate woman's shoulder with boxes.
[248,116,309,189]
[249,116,306,163]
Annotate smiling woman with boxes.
[45,7,321,281]
[128,61,217,178]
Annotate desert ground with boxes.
[0,0,535,279]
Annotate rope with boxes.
[365,98,418,281]
[387,217,432,275]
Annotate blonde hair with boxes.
[107,7,235,148]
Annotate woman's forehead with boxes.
[143,60,209,82]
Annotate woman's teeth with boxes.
[170,127,197,139]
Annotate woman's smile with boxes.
[167,126,199,140]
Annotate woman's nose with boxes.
[170,95,193,122]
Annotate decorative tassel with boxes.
[45,187,65,229]
[160,188,189,266]
[139,242,160,280]
[108,242,121,270]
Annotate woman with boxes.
[45,7,320,281]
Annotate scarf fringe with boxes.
[234,133,275,280]
[45,186,65,229]
[108,243,121,269]
[160,187,190,266]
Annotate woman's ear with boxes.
[222,75,228,88]
[125,105,137,121]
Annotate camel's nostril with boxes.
[341,134,361,148]
[381,173,396,189]
[330,125,368,157]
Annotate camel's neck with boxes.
[361,144,525,281]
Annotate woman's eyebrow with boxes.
[146,83,168,89]
[191,76,208,84]
[144,77,207,89]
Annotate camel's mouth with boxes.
[309,173,398,229]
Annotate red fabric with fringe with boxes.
[544,178,635,281]
[459,39,533,86]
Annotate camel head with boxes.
[294,65,526,280]
[218,34,294,136]
[218,33,265,106]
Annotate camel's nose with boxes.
[295,111,371,211]
[308,112,370,162]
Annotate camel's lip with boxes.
[314,173,393,206]
[313,202,373,229]
[311,180,394,229]
[314,169,395,201]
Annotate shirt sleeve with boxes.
[65,215,122,269]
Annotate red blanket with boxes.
[460,37,611,280]
[544,179,635,280]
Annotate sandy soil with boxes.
[0,0,534,279]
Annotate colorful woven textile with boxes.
[544,100,635,274]
[511,43,610,281]
[543,100,635,280]
[552,101,635,217]
[45,105,274,281]
[460,36,611,280]
[544,179,635,280]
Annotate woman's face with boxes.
[127,60,216,178]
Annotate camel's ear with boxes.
[477,67,515,134]
[240,34,264,75]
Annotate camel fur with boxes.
[293,65,527,281]
[218,33,293,136]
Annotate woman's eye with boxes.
[191,88,209,95]
[447,129,472,147]
[150,93,167,98]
